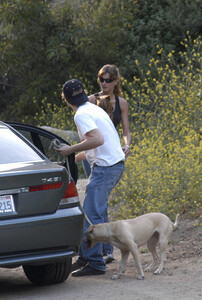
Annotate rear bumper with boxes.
[0,249,76,267]
[0,206,84,267]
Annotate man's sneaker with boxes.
[71,259,86,272]
[103,253,115,264]
[72,265,105,277]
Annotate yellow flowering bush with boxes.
[34,97,75,133]
[110,36,201,220]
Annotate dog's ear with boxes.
[105,95,110,101]
[100,95,110,101]
[95,96,101,106]
[95,95,110,101]
[95,96,100,102]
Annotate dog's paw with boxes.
[137,275,144,280]
[111,274,120,280]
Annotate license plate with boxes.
[0,195,15,214]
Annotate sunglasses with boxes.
[100,77,114,83]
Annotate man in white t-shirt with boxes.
[56,79,125,276]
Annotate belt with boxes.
[113,160,125,166]
[93,160,124,167]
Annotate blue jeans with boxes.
[78,162,124,271]
[82,159,91,178]
[82,159,114,255]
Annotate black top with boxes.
[94,94,121,128]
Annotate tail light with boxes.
[60,179,80,206]
[63,179,78,199]
[29,182,63,192]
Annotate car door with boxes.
[6,122,78,184]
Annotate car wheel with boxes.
[23,258,72,285]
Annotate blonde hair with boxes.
[97,64,122,97]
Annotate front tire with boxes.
[23,258,72,285]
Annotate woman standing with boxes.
[89,64,131,157]
[77,65,131,179]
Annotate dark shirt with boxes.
[94,94,121,128]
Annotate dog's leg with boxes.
[145,232,159,272]
[112,250,129,280]
[130,243,144,280]
[154,236,168,274]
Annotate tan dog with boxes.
[95,95,113,120]
[85,212,179,280]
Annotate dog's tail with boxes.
[172,214,180,230]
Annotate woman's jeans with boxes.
[78,162,124,271]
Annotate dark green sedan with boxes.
[0,121,84,285]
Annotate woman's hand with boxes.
[122,145,130,157]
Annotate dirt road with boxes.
[0,179,201,300]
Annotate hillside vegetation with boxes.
[0,0,201,220]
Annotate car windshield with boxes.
[0,126,43,164]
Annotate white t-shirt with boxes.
[74,102,125,166]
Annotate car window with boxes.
[40,135,64,163]
[0,127,42,163]
[16,128,64,164]
[6,122,78,183]
[17,129,32,141]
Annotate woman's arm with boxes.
[75,151,86,163]
[119,97,131,157]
